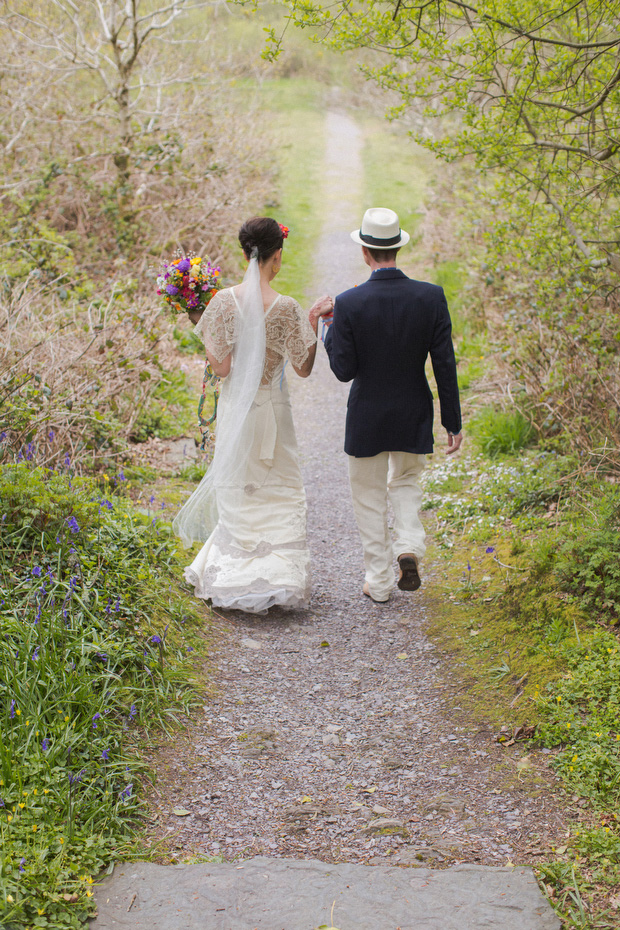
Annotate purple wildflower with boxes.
[32,565,42,577]
[101,749,110,761]
[48,429,55,441]
[66,516,79,535]
[0,431,6,441]
[32,646,40,660]
[119,783,133,801]
[42,737,50,751]
[486,546,495,554]
[19,858,25,873]
[128,704,137,720]
[9,699,16,719]
[65,452,71,467]
[150,635,162,645]
[92,713,101,729]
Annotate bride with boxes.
[173,217,333,613]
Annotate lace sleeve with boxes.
[283,297,317,369]
[193,290,236,363]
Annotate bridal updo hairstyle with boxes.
[238,217,284,263]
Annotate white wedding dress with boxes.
[182,286,316,613]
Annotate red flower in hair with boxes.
[278,224,289,239]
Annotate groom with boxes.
[318,207,462,603]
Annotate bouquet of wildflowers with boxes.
[156,252,220,315]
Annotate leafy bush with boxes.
[0,464,202,929]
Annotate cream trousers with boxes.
[348,451,427,602]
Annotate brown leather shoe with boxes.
[397,554,421,591]
[363,582,390,603]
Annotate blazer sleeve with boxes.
[324,298,358,382]
[429,289,462,434]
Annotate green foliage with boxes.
[0,464,203,929]
[469,406,534,457]
[555,491,620,623]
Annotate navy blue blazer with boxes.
[324,268,461,457]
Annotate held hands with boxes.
[446,431,463,455]
[308,295,335,333]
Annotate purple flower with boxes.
[150,635,162,645]
[166,284,179,296]
[92,713,101,729]
[42,737,50,751]
[65,452,71,467]
[101,749,110,761]
[467,562,471,572]
[68,768,85,786]
[9,699,16,719]
[32,646,40,660]
[176,258,191,273]
[486,546,495,554]
[48,429,55,441]
[0,431,6,442]
[128,704,137,720]
[32,565,42,577]
[118,470,126,482]
[19,857,25,873]
[66,516,79,535]
[120,783,133,801]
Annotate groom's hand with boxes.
[446,431,463,455]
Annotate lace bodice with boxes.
[195,287,316,385]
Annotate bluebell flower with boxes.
[0,431,6,442]
[65,452,71,467]
[150,635,162,645]
[129,704,137,720]
[486,546,495,554]
[42,737,50,751]
[32,565,42,577]
[92,713,101,729]
[101,749,110,761]
[48,429,55,441]
[32,646,40,660]
[9,699,16,719]
[119,783,133,801]
[19,858,25,873]
[66,516,79,534]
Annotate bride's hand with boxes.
[308,295,334,331]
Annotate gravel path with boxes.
[144,111,568,875]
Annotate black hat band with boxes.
[359,230,402,246]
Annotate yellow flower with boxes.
[15,708,21,716]
[59,837,64,844]
[37,909,45,916]
[7,815,12,822]
[86,891,93,898]
[566,723,571,728]
[19,803,25,809]
[23,791,28,797]
[32,824,37,832]
[33,789,37,796]
[6,895,13,904]
[190,256,201,265]
[65,716,69,723]
[43,789,50,795]
[572,755,578,762]
[556,696,562,702]
[569,765,574,771]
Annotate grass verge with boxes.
[422,447,620,927]
[0,463,205,930]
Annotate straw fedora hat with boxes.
[351,207,410,249]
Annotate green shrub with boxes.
[470,405,534,457]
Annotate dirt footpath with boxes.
[142,111,569,875]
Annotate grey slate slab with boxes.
[90,856,560,930]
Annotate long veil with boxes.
[172,254,266,547]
